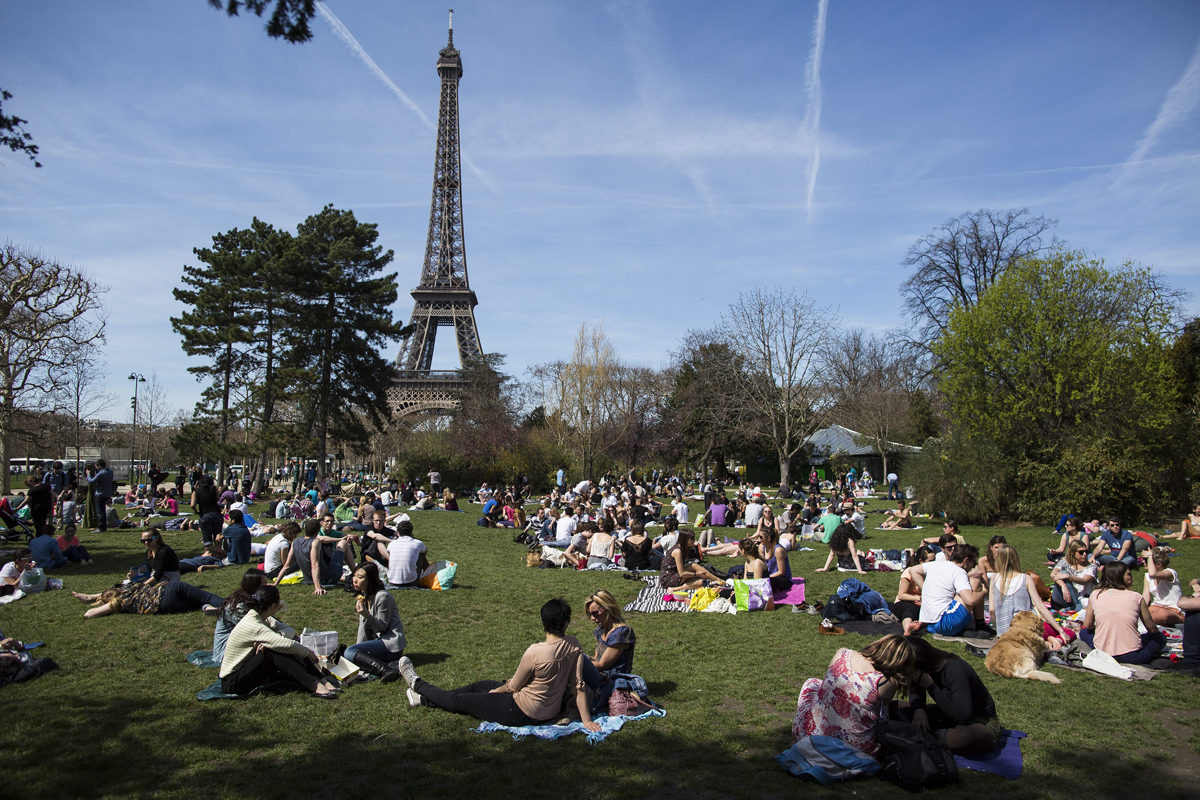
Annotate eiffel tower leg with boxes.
[453,304,482,365]
[398,306,439,371]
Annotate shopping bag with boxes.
[419,560,457,591]
[18,567,47,595]
[734,578,774,611]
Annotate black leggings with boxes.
[157,581,224,614]
[414,678,545,727]
[222,649,324,694]
[891,600,921,623]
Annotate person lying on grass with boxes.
[399,597,600,730]
[904,636,1001,754]
[73,580,224,618]
[792,634,914,756]
[904,543,986,637]
[273,518,357,596]
[989,544,1068,647]
[879,498,914,530]
[1081,562,1165,664]
[219,585,341,699]
[179,541,229,574]
[815,522,865,574]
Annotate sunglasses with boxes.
[140,539,154,544]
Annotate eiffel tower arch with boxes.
[388,14,482,418]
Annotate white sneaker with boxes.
[398,656,418,688]
[406,687,422,708]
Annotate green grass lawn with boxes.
[2,495,1199,799]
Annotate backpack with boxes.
[874,720,958,791]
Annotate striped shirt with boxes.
[219,609,310,678]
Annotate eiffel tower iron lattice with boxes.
[389,14,482,417]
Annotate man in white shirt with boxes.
[574,480,592,497]
[385,520,427,587]
[907,544,983,636]
[380,489,394,506]
[263,524,298,579]
[744,497,764,528]
[672,498,689,526]
[545,509,577,549]
[887,471,899,500]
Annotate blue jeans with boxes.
[1097,553,1136,568]
[95,494,110,531]
[345,640,401,663]
[1080,629,1166,664]
[580,656,615,716]
[1051,581,1089,611]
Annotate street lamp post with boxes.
[128,373,146,485]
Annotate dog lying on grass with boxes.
[984,610,1062,684]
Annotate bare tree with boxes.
[55,355,116,469]
[900,209,1057,352]
[828,329,912,478]
[714,287,834,489]
[0,242,107,494]
[135,373,175,472]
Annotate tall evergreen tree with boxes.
[287,205,402,481]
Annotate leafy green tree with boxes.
[286,206,403,482]
[932,249,1183,521]
[904,389,941,444]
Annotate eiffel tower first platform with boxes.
[388,13,482,417]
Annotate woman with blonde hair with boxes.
[581,589,636,713]
[990,544,1066,643]
[792,635,914,755]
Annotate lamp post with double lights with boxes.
[128,373,146,485]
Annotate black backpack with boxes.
[874,720,959,791]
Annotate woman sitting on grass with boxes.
[1144,547,1185,627]
[815,522,865,574]
[1048,516,1090,560]
[212,570,276,665]
[660,529,722,591]
[1162,503,1200,541]
[906,636,1001,754]
[440,490,459,512]
[990,544,1068,646]
[761,527,793,592]
[1081,562,1166,664]
[1050,542,1096,611]
[879,499,914,530]
[56,523,94,566]
[793,634,914,755]
[73,580,224,618]
[343,563,405,682]
[581,589,636,711]
[620,519,656,571]
[890,546,935,629]
[219,585,341,699]
[399,598,600,731]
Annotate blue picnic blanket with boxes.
[953,729,1026,779]
[186,650,221,669]
[473,707,666,745]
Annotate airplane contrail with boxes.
[802,0,828,222]
[1127,37,1200,166]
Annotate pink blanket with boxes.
[773,578,806,605]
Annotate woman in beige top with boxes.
[399,598,600,730]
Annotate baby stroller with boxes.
[0,497,35,542]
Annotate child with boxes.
[56,524,94,566]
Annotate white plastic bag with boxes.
[18,567,46,595]
[1082,647,1134,681]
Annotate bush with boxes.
[908,432,1011,524]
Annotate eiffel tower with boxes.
[389,12,483,417]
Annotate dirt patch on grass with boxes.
[1148,708,1200,784]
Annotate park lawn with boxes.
[1,495,1198,800]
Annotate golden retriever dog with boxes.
[985,610,1061,684]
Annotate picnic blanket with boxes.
[954,729,1026,779]
[773,578,806,606]
[874,525,924,531]
[623,579,691,613]
[839,619,905,637]
[940,636,1163,681]
[473,707,666,745]
[186,650,221,669]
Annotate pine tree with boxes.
[286,206,403,482]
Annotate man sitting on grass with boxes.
[904,543,985,637]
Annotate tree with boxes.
[135,373,174,472]
[208,0,317,43]
[933,249,1185,521]
[828,329,912,478]
[0,242,106,494]
[713,287,834,489]
[900,208,1057,353]
[667,331,744,479]
[0,89,41,168]
[447,353,518,476]
[55,357,116,470]
[286,206,403,482]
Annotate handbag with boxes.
[733,578,775,611]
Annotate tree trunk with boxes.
[316,291,335,485]
[0,394,12,496]
[255,298,275,495]
[218,341,232,485]
[779,454,791,490]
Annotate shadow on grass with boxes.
[409,652,451,667]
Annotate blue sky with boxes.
[2,1,1199,418]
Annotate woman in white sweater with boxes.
[219,585,340,698]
